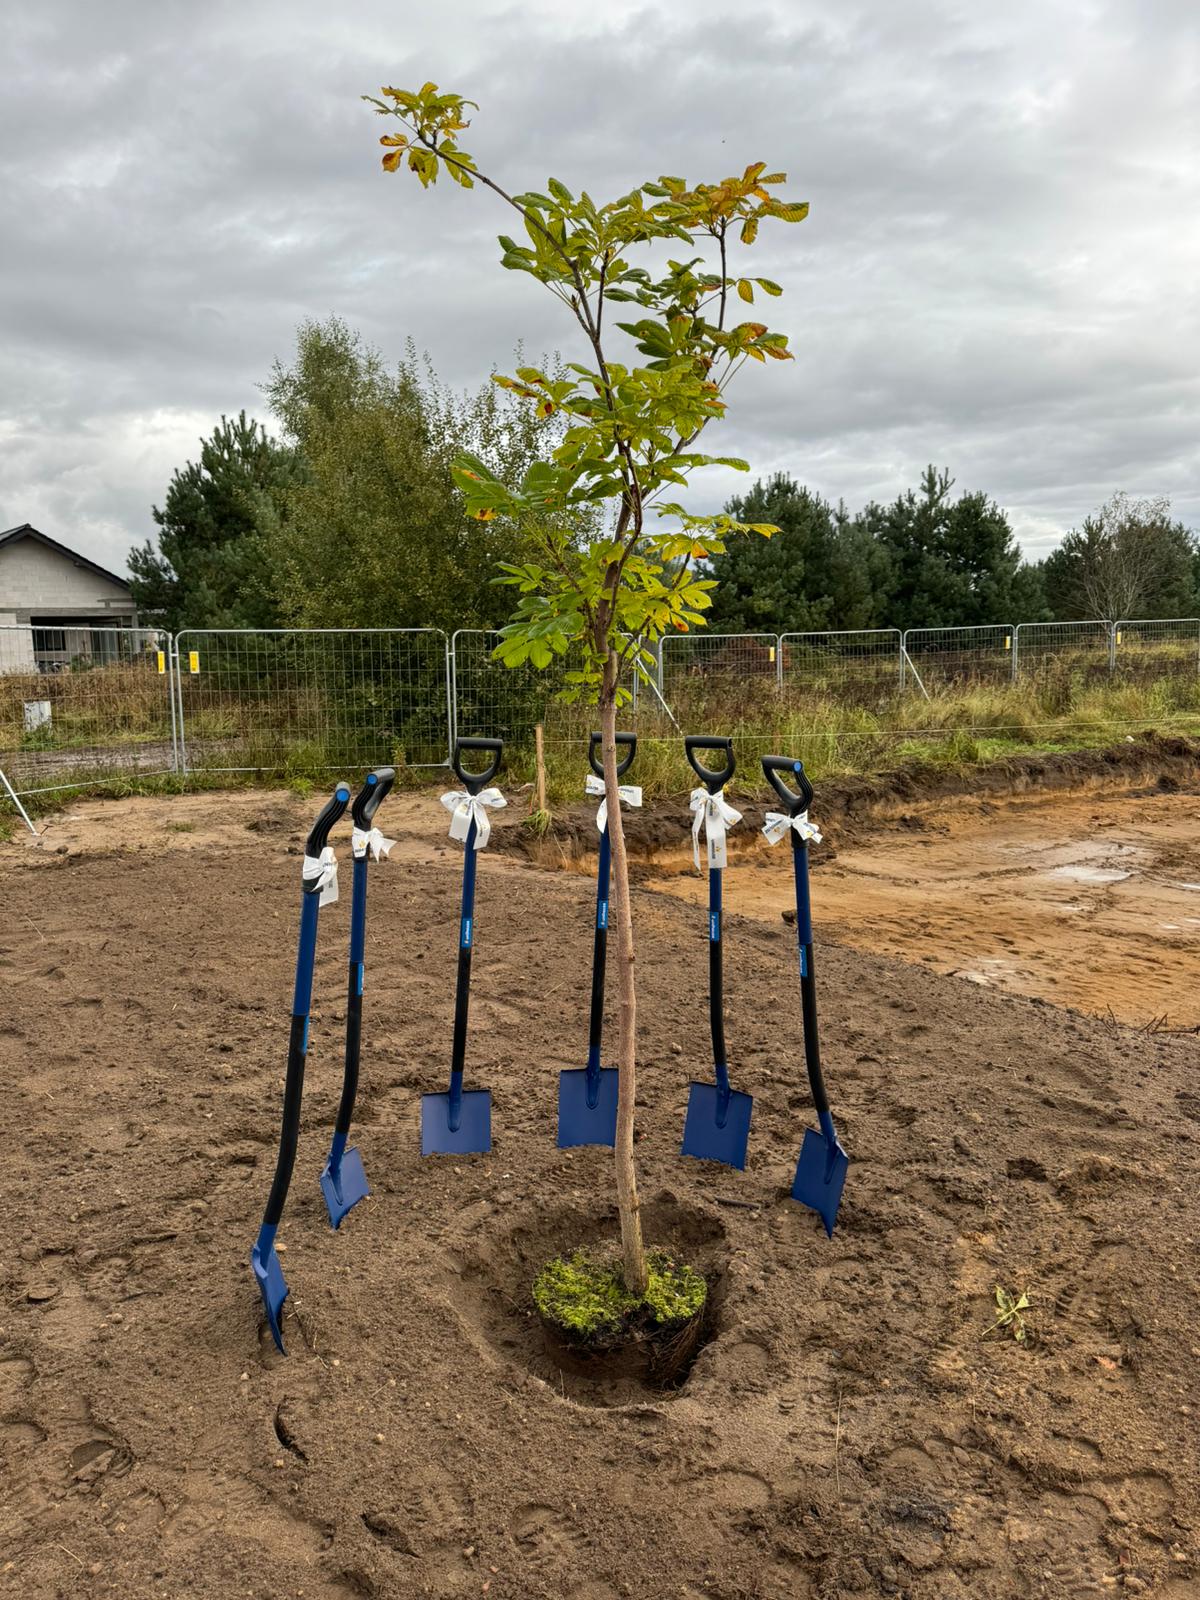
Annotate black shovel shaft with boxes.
[263,782,349,1227]
[709,865,727,1070]
[334,853,369,1138]
[792,836,830,1116]
[587,825,613,1062]
[450,818,480,1086]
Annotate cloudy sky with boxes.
[3,0,1197,578]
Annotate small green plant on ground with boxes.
[533,1248,707,1345]
[369,78,804,1296]
[984,1284,1033,1343]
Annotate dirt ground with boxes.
[2,783,1199,1599]
[643,785,1200,1031]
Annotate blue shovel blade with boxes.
[680,1080,754,1170]
[320,1146,370,1230]
[791,1124,849,1237]
[250,1241,289,1355]
[421,1089,492,1156]
[557,1066,619,1148]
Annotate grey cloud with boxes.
[1,0,1196,578]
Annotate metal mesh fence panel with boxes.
[0,624,174,796]
[779,629,902,704]
[1114,618,1200,685]
[1014,621,1113,693]
[450,628,577,745]
[175,629,450,775]
[659,633,779,724]
[902,625,1015,690]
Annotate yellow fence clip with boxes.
[188,651,200,674]
[156,651,166,674]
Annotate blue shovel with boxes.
[422,737,504,1157]
[681,735,754,1169]
[252,780,351,1354]
[762,755,849,1236]
[320,766,396,1228]
[557,730,637,1148]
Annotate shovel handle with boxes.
[305,783,351,859]
[352,767,395,829]
[762,755,814,817]
[453,737,503,795]
[685,734,735,793]
[588,731,637,780]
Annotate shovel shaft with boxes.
[791,837,830,1117]
[709,866,729,1094]
[263,890,321,1228]
[449,817,479,1105]
[586,824,612,1071]
[333,852,369,1143]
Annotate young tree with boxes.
[367,82,804,1292]
[128,411,300,630]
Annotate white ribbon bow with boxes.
[584,772,643,832]
[440,787,507,850]
[689,786,742,870]
[762,810,823,847]
[352,825,396,861]
[302,846,339,906]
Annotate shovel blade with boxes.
[250,1241,289,1355]
[320,1146,369,1230]
[421,1089,492,1156]
[557,1066,619,1148]
[680,1080,753,1170]
[791,1125,849,1237]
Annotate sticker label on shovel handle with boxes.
[461,916,473,949]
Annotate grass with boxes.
[515,673,1200,808]
[532,1248,707,1345]
[6,668,1200,831]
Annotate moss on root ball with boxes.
[532,1248,707,1345]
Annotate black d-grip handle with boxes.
[352,766,395,829]
[588,731,637,780]
[453,737,503,795]
[684,734,735,794]
[305,782,352,859]
[762,754,814,816]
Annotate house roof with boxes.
[0,524,132,593]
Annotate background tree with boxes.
[1041,492,1198,621]
[263,318,580,632]
[861,465,1046,630]
[369,81,804,1294]
[127,411,299,630]
[708,473,893,632]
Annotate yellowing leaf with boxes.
[381,149,404,172]
[474,508,496,521]
[380,134,408,147]
[736,279,754,303]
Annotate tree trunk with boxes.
[601,652,648,1296]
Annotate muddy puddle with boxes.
[643,787,1200,1030]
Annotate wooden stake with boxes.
[534,723,547,815]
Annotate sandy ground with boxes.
[1,785,1199,1599]
[643,786,1200,1030]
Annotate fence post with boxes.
[446,632,458,760]
[165,631,178,776]
[899,630,908,694]
[775,634,784,688]
[1108,622,1117,675]
[1012,624,1021,682]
